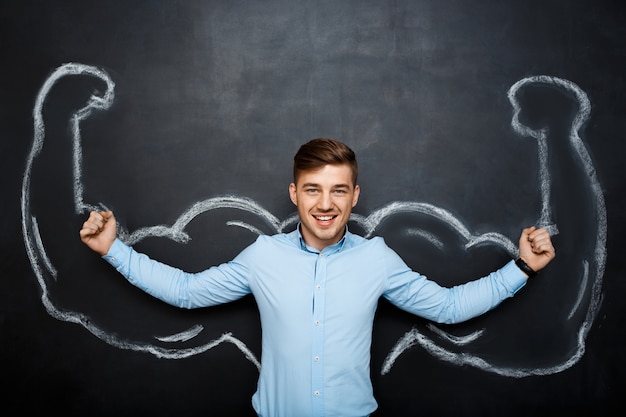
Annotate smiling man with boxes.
[80,137,555,417]
[290,164,360,250]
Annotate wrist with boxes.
[515,257,537,278]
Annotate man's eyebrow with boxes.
[300,183,351,189]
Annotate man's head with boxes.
[290,138,360,250]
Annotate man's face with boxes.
[289,164,360,251]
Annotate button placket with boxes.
[311,251,326,406]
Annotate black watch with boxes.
[515,257,537,278]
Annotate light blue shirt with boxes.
[104,226,526,417]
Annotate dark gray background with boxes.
[2,1,624,415]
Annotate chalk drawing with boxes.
[21,63,262,367]
[381,75,606,377]
[22,64,605,378]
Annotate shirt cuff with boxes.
[500,259,528,294]
[102,238,131,271]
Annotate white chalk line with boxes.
[405,228,445,251]
[568,260,589,320]
[155,324,204,343]
[381,75,606,378]
[426,323,484,345]
[381,325,586,378]
[510,75,606,368]
[21,64,606,379]
[21,63,261,369]
[31,216,57,280]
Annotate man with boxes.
[80,138,555,417]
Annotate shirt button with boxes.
[314,390,320,397]
[314,356,320,362]
[316,285,321,290]
[314,320,320,326]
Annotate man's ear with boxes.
[289,183,298,206]
[352,184,360,207]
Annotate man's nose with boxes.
[317,192,333,210]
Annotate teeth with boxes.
[316,215,334,221]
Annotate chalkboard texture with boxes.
[2,1,625,416]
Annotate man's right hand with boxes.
[80,210,117,256]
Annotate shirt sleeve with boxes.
[103,238,252,309]
[382,244,527,324]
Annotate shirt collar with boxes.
[295,223,348,254]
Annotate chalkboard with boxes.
[2,1,625,416]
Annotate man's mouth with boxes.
[314,215,337,222]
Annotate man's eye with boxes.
[334,189,347,194]
[305,189,319,194]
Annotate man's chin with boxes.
[317,228,346,243]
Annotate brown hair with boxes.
[293,138,358,185]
